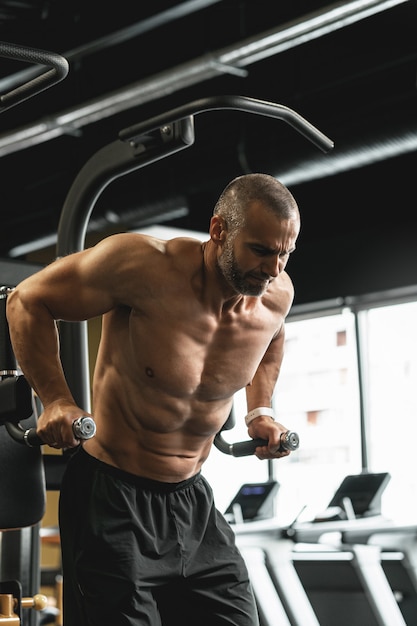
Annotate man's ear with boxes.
[209,215,227,245]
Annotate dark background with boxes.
[0,0,416,304]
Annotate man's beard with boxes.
[217,239,269,297]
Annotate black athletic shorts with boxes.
[59,446,259,626]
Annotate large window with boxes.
[204,291,417,526]
[361,300,417,521]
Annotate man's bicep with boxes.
[267,323,286,363]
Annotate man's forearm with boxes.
[6,291,74,407]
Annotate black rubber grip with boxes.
[214,430,300,457]
[0,287,18,372]
[229,438,269,457]
[230,431,299,457]
[6,416,96,446]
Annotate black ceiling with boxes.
[0,0,416,303]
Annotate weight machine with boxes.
[0,40,334,626]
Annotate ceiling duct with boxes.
[276,121,417,186]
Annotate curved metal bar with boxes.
[56,117,195,407]
[57,117,195,257]
[0,42,69,113]
[119,94,334,154]
[59,95,333,258]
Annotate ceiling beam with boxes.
[0,0,408,157]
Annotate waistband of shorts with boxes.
[74,445,203,493]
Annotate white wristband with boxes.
[245,407,275,426]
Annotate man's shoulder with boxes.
[263,272,295,313]
[94,232,170,263]
[94,233,203,283]
[104,232,202,255]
